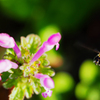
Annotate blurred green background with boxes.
[0,0,100,100]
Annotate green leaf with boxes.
[9,69,22,79]
[39,67,55,77]
[42,59,50,66]
[3,78,17,89]
[20,47,31,62]
[39,53,50,66]
[6,48,15,55]
[3,53,15,61]
[30,75,41,94]
[1,72,10,82]
[21,34,41,54]
[21,36,28,48]
[0,0,34,20]
[33,85,41,95]
[25,83,33,99]
[9,83,25,100]
[20,64,30,77]
[28,34,41,54]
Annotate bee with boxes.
[93,53,100,66]
[76,42,100,66]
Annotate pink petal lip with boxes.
[56,43,59,50]
[35,73,54,89]
[0,33,21,58]
[0,60,12,73]
[42,92,48,98]
[47,32,61,45]
[35,74,54,98]
[43,77,54,89]
[0,33,15,48]
[47,90,52,97]
[42,90,52,98]
[0,59,18,73]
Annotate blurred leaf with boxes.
[6,48,15,55]
[39,67,55,77]
[39,53,50,66]
[1,72,10,82]
[33,85,41,95]
[30,75,41,95]
[9,83,25,100]
[21,46,30,60]
[79,60,98,85]
[75,82,89,99]
[3,53,15,61]
[9,69,22,79]
[25,83,33,99]
[87,86,100,100]
[20,64,30,77]
[46,49,63,67]
[53,72,74,93]
[21,36,28,48]
[39,25,60,42]
[0,0,35,20]
[26,34,41,54]
[3,78,17,89]
[21,34,41,54]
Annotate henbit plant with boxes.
[0,33,61,100]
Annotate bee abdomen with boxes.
[93,54,100,66]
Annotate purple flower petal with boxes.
[34,73,54,98]
[56,43,59,50]
[42,92,48,98]
[0,76,1,81]
[0,33,21,58]
[10,61,19,69]
[47,32,61,45]
[42,90,52,98]
[30,47,45,64]
[13,43,21,58]
[46,90,52,97]
[30,33,61,64]
[0,33,15,48]
[43,77,54,89]
[34,73,44,79]
[0,59,18,73]
[40,76,54,89]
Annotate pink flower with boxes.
[0,33,21,58]
[13,43,21,58]
[30,33,61,64]
[0,33,15,48]
[34,73,54,98]
[0,59,18,73]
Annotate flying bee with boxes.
[76,42,100,66]
[93,52,100,66]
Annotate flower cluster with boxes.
[0,33,61,99]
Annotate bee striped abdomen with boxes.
[93,53,100,66]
